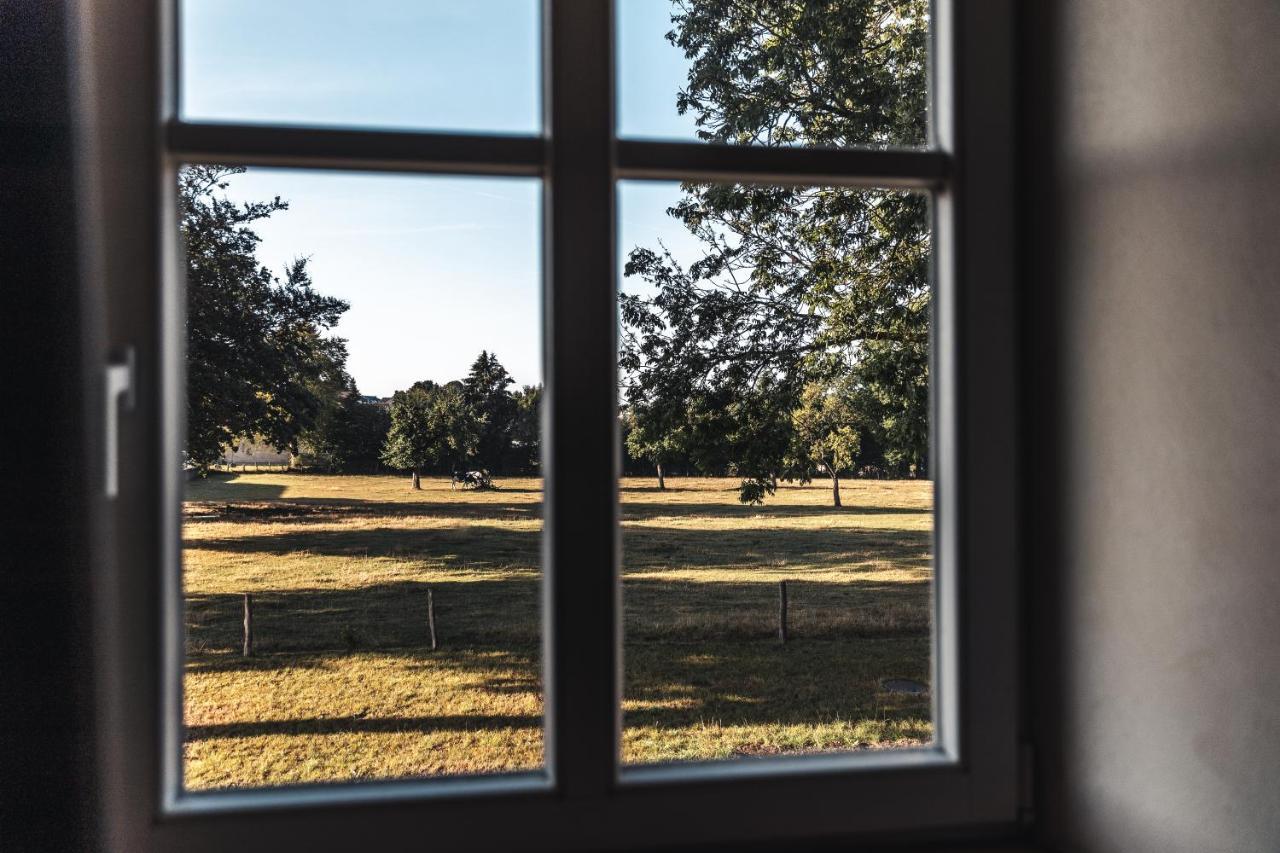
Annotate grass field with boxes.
[183,473,933,790]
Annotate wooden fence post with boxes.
[778,580,789,645]
[242,592,254,657]
[427,588,438,651]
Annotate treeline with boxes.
[296,351,542,486]
[380,352,541,488]
[622,374,921,509]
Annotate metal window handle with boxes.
[104,347,136,499]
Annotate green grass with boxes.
[183,473,933,789]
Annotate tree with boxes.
[297,380,390,473]
[787,380,862,507]
[620,1,930,500]
[462,351,518,484]
[181,165,350,473]
[509,384,543,474]
[624,402,691,490]
[380,384,478,489]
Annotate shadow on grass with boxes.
[623,636,932,730]
[186,712,539,741]
[185,522,930,577]
[185,637,929,741]
[184,496,926,528]
[185,475,288,502]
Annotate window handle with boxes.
[104,347,136,499]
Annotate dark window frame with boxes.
[76,1,1019,849]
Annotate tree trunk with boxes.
[656,461,666,491]
[411,468,421,490]
[822,461,841,507]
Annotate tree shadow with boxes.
[620,502,927,521]
[622,636,932,731]
[185,521,929,576]
[184,500,543,526]
[185,712,539,741]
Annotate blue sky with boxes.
[183,2,707,396]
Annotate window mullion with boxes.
[164,121,545,177]
[616,139,949,188]
[544,0,619,799]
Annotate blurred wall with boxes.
[1024,2,1280,850]
[0,1,97,850]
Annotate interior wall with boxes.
[0,1,97,850]
[1026,1,1280,851]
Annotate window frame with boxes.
[73,0,1019,849]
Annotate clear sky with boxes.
[183,1,705,397]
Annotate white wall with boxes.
[1031,2,1280,850]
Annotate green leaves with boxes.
[381,383,479,476]
[182,165,350,473]
[789,379,863,475]
[381,353,541,483]
[669,0,928,148]
[463,351,519,476]
[619,1,932,500]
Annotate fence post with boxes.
[778,580,789,645]
[242,592,254,657]
[427,588,438,651]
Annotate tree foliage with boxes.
[786,379,862,506]
[181,165,350,473]
[509,385,543,473]
[623,390,696,490]
[380,383,479,488]
[620,0,931,502]
[463,351,518,479]
[296,380,391,473]
[380,353,540,489]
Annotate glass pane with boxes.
[180,168,543,790]
[618,180,933,766]
[617,0,929,148]
[180,1,540,135]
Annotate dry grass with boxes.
[183,473,933,789]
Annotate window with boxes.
[80,1,1017,848]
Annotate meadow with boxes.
[183,473,933,790]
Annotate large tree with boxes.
[620,0,930,502]
[462,351,518,482]
[181,165,350,473]
[380,383,478,489]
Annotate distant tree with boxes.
[297,379,390,472]
[462,351,517,483]
[787,380,862,507]
[510,384,543,473]
[181,165,349,473]
[623,402,689,490]
[380,384,478,489]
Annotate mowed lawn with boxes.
[183,473,933,790]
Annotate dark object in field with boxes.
[451,469,495,490]
[778,580,789,644]
[427,587,438,651]
[242,593,254,657]
[880,678,929,695]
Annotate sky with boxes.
[182,1,707,397]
